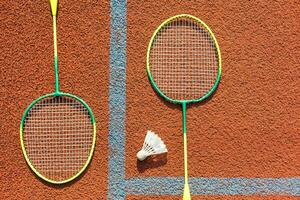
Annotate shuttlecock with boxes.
[137,130,167,161]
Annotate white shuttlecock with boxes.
[137,130,167,161]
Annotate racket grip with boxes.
[49,0,58,16]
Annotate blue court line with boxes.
[108,0,127,199]
[126,177,300,196]
[108,0,300,199]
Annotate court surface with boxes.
[1,0,299,199]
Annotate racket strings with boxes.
[150,18,219,100]
[23,96,94,181]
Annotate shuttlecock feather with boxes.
[137,130,167,161]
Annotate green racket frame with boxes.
[20,0,96,184]
[147,14,222,105]
[20,93,96,184]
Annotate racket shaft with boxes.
[184,133,188,182]
[52,16,60,93]
[182,103,188,181]
[182,103,191,199]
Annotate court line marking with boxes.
[108,0,300,199]
[108,0,127,199]
[126,177,300,196]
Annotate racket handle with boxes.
[49,0,58,16]
[183,183,191,200]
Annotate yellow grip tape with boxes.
[49,0,58,16]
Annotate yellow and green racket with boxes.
[20,0,96,184]
[147,14,221,199]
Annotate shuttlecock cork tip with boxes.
[137,149,148,161]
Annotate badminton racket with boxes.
[147,14,221,199]
[20,0,96,184]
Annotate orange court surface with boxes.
[1,0,299,199]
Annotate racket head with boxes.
[147,14,221,104]
[20,93,96,184]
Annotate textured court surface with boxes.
[1,0,299,199]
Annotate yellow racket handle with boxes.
[183,184,191,200]
[49,0,58,16]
